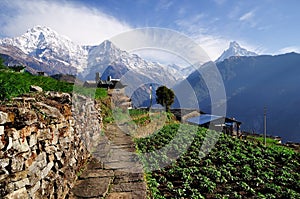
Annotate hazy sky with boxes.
[0,0,299,61]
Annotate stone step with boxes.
[71,177,111,198]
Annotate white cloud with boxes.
[155,0,174,11]
[239,10,258,28]
[175,15,230,61]
[109,28,212,66]
[213,0,227,6]
[277,46,300,54]
[194,35,229,61]
[0,0,132,45]
[239,11,255,21]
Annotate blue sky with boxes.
[0,0,300,61]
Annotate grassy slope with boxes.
[135,123,300,199]
[0,70,107,100]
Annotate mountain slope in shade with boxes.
[0,25,88,73]
[177,53,300,143]
[216,41,258,63]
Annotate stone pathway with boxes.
[69,124,147,199]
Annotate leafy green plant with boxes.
[135,123,300,198]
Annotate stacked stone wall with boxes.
[0,92,102,198]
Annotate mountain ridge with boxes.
[0,26,185,86]
[177,52,300,143]
[0,26,190,107]
[0,25,88,73]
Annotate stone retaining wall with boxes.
[0,92,102,198]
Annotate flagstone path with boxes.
[69,124,147,199]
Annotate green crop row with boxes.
[135,124,300,198]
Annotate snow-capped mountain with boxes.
[0,25,88,73]
[0,26,188,85]
[84,40,182,86]
[215,41,258,63]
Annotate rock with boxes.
[0,125,4,136]
[12,97,36,102]
[0,170,9,181]
[54,152,62,161]
[0,159,10,170]
[28,181,40,198]
[44,145,57,154]
[30,85,43,92]
[37,128,52,141]
[0,111,8,125]
[106,192,136,199]
[110,182,147,193]
[7,178,29,190]
[10,171,29,182]
[41,161,54,179]
[71,178,111,198]
[36,102,64,121]
[79,170,114,179]
[6,137,13,151]
[28,133,37,148]
[3,187,28,199]
[28,152,47,175]
[11,139,30,154]
[13,109,38,128]
[46,91,72,104]
[0,135,5,150]
[69,157,76,167]
[7,128,20,140]
[22,111,38,126]
[11,156,25,173]
[48,154,55,162]
[25,152,37,168]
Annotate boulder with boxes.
[30,85,43,92]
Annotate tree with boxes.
[156,85,175,112]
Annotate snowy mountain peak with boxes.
[0,25,88,72]
[0,25,191,85]
[96,39,122,54]
[216,41,258,63]
[229,41,240,48]
[100,40,115,48]
[28,25,57,34]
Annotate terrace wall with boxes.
[0,92,102,198]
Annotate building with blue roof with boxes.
[186,114,242,136]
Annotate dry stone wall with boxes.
[0,91,102,198]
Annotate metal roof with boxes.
[186,114,223,125]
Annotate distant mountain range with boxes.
[177,53,300,143]
[1,25,299,142]
[0,26,193,105]
[0,26,190,80]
